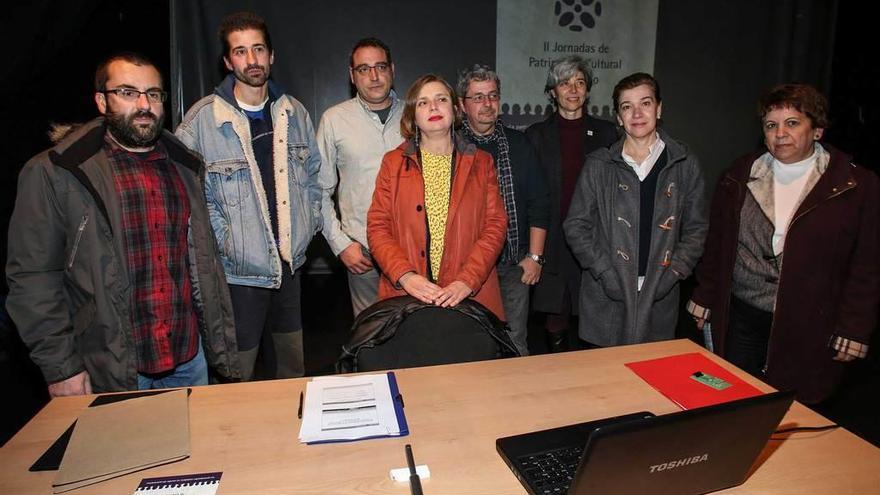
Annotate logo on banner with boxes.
[555,0,603,32]
[497,0,658,128]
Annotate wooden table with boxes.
[2,339,879,494]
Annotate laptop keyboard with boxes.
[517,445,584,494]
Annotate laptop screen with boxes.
[497,390,795,495]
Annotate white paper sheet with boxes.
[298,373,403,443]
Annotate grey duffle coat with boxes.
[563,129,708,346]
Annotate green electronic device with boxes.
[690,371,732,390]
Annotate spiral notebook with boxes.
[133,472,222,494]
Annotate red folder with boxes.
[625,352,763,410]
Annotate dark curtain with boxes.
[0,2,102,296]
[825,2,879,172]
[655,0,838,190]
[169,0,498,128]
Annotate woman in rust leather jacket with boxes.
[367,74,508,319]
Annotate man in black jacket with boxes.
[457,64,550,356]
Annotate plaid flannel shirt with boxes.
[107,137,199,374]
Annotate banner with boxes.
[497,0,659,128]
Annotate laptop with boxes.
[496,390,795,495]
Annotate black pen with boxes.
[405,444,423,495]
[297,391,304,419]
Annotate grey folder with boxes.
[52,388,191,493]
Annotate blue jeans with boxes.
[137,343,208,390]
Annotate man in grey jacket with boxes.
[6,52,239,396]
[176,12,322,380]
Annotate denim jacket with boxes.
[176,77,322,288]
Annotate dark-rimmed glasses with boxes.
[351,63,391,76]
[463,93,501,104]
[101,88,167,103]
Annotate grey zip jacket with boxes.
[6,118,240,391]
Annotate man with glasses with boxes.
[317,37,403,316]
[176,11,321,380]
[457,64,550,355]
[6,52,239,395]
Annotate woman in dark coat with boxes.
[525,55,618,350]
[688,84,879,404]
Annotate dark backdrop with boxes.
[654,0,838,189]
[169,0,497,128]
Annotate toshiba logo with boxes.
[649,454,709,473]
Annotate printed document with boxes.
[298,373,403,443]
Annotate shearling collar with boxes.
[48,117,202,174]
[746,143,831,226]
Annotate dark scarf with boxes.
[462,119,519,262]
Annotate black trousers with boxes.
[724,296,773,379]
[228,263,304,379]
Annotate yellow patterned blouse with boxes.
[421,149,453,280]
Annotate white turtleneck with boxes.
[772,148,818,254]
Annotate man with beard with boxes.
[456,64,550,356]
[176,12,321,380]
[317,38,403,317]
[6,52,239,395]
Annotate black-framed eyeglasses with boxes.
[463,93,501,104]
[351,62,391,76]
[101,88,167,103]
